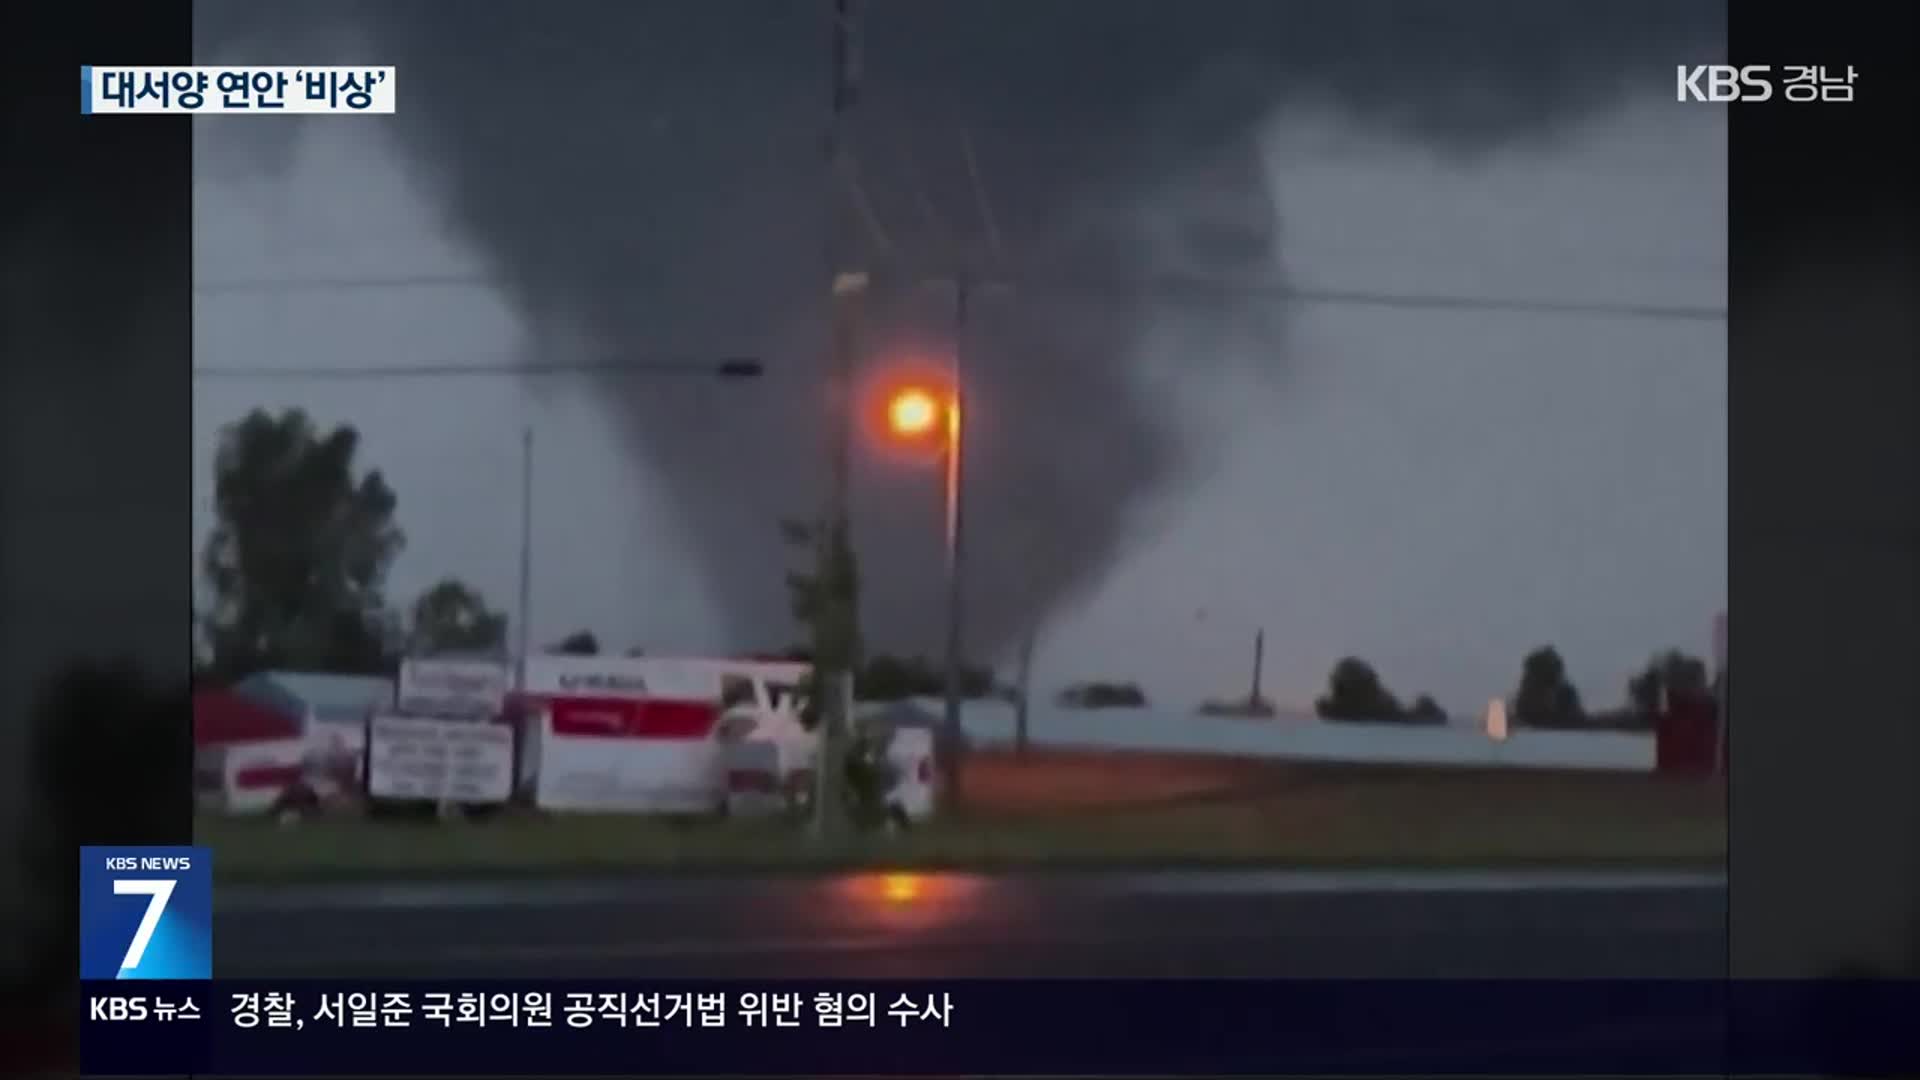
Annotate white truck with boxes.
[714,666,937,826]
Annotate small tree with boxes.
[1512,646,1586,728]
[1314,657,1404,721]
[1407,695,1449,724]
[408,578,508,656]
[549,630,600,656]
[1627,650,1711,717]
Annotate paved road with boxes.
[215,868,1726,979]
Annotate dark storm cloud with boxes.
[195,0,1724,656]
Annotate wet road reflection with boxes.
[216,868,1725,979]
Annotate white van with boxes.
[715,667,819,813]
[716,681,939,826]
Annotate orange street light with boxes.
[887,387,943,439]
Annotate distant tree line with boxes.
[1299,644,1716,731]
[1056,682,1148,709]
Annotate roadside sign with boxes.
[367,714,514,803]
[398,658,509,717]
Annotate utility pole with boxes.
[1013,628,1036,754]
[1250,627,1265,707]
[813,0,864,841]
[515,425,534,691]
[939,273,970,808]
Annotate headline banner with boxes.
[81,979,1920,1075]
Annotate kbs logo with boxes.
[1677,65,1773,102]
[90,996,150,1021]
[79,846,213,979]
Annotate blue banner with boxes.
[80,979,1920,1075]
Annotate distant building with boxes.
[231,671,394,730]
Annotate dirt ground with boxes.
[960,746,1720,816]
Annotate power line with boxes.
[193,358,764,380]
[961,271,1726,323]
[193,268,1725,322]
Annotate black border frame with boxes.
[1727,1,1920,978]
[4,0,1919,1073]
[2,2,196,1070]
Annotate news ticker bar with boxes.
[81,66,396,115]
[82,979,1920,1076]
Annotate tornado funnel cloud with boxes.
[194,0,1724,659]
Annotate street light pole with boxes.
[515,425,534,691]
[813,0,864,841]
[1013,629,1035,754]
[1250,627,1266,707]
[939,275,970,810]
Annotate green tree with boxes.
[407,578,508,656]
[549,630,601,655]
[1407,694,1449,724]
[200,409,404,677]
[1512,645,1587,728]
[1314,657,1405,721]
[1627,649,1711,716]
[779,514,870,833]
[779,517,862,728]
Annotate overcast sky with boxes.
[193,6,1725,714]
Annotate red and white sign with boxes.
[547,696,720,739]
[196,737,308,815]
[533,697,726,814]
[526,663,726,814]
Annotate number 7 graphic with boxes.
[113,879,175,972]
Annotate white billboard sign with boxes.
[367,714,514,803]
[398,658,509,717]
